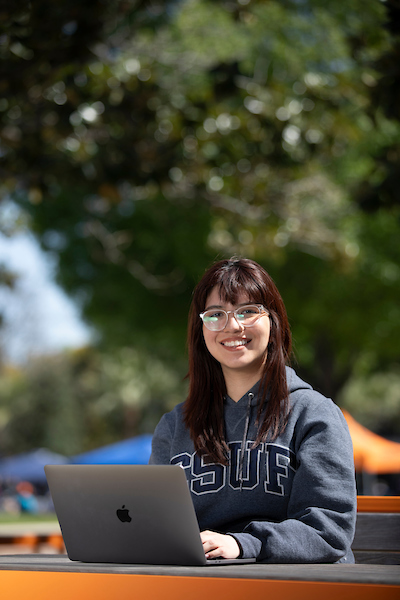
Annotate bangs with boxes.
[193,257,278,313]
[213,263,266,306]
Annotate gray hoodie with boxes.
[149,367,357,563]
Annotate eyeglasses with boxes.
[199,304,267,331]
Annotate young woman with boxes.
[150,257,357,563]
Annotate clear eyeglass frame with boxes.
[199,304,268,331]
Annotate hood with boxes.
[286,366,313,395]
[224,366,312,409]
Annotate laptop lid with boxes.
[44,464,255,566]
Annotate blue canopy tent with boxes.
[71,434,153,465]
[0,435,153,485]
[0,448,70,485]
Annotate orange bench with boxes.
[353,496,400,564]
[0,528,65,554]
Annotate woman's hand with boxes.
[200,530,240,559]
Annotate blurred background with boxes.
[1,0,400,518]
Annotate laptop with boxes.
[44,464,256,566]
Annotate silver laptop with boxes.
[44,464,256,566]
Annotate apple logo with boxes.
[116,505,132,523]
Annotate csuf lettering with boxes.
[171,441,297,497]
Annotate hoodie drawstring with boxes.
[239,392,253,490]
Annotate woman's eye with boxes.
[206,311,224,319]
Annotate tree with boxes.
[0,346,187,456]
[1,0,399,407]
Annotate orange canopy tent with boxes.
[342,409,400,474]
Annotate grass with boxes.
[0,512,58,525]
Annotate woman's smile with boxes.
[220,337,251,348]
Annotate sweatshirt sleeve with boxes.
[230,400,357,563]
[149,413,174,465]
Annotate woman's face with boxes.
[202,287,270,381]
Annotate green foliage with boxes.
[339,370,400,437]
[0,0,399,444]
[278,205,400,397]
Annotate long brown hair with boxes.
[184,257,292,464]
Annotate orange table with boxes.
[0,555,399,600]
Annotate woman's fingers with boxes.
[200,530,240,559]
